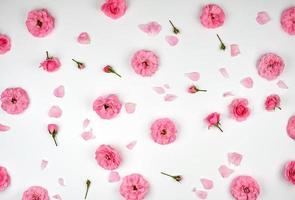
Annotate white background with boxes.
[0,0,295,199]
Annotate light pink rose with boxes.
[0,34,11,55]
[95,144,121,170]
[287,115,295,140]
[230,176,260,200]
[150,118,177,145]
[22,186,49,200]
[257,53,284,81]
[200,4,225,29]
[205,112,222,132]
[1,87,30,114]
[120,173,149,200]
[229,98,250,122]
[264,94,281,111]
[25,9,55,37]
[40,52,61,72]
[93,94,122,119]
[131,50,159,77]
[0,166,10,192]
[101,0,127,20]
[280,6,295,35]
[284,161,295,185]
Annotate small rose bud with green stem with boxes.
[216,34,226,50]
[84,179,91,199]
[47,124,58,146]
[188,85,207,94]
[169,20,180,34]
[103,65,121,77]
[161,172,183,182]
[72,59,85,69]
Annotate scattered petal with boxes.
[195,190,208,199]
[185,72,200,81]
[219,68,229,78]
[256,11,270,25]
[153,87,165,94]
[108,171,121,182]
[223,91,234,97]
[83,118,90,129]
[125,103,136,114]
[165,35,179,46]
[228,152,243,166]
[218,165,234,178]
[0,123,10,132]
[52,194,62,200]
[48,106,63,118]
[200,178,213,190]
[138,21,162,36]
[230,44,240,57]
[240,77,253,88]
[277,80,288,89]
[163,84,170,89]
[81,129,95,141]
[164,94,177,102]
[77,32,90,44]
[41,160,48,170]
[126,140,137,150]
[58,178,65,186]
[53,85,65,98]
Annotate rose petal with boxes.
[165,35,179,46]
[108,171,121,182]
[200,178,213,190]
[218,165,234,178]
[53,85,64,98]
[228,152,243,166]
[164,94,177,101]
[81,129,95,141]
[138,21,162,36]
[185,72,200,81]
[195,190,208,199]
[48,106,63,118]
[125,103,136,114]
[230,44,240,57]
[153,87,165,94]
[219,68,229,78]
[126,140,137,150]
[240,77,253,88]
[77,32,90,44]
[256,11,270,25]
[52,194,62,200]
[223,91,234,97]
[58,178,65,186]
[0,123,10,132]
[163,84,170,89]
[83,118,90,129]
[41,160,48,170]
[277,80,288,89]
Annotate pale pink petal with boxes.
[52,194,62,200]
[108,171,121,182]
[125,103,136,114]
[153,86,165,94]
[277,80,288,89]
[223,91,234,97]
[192,187,196,192]
[0,123,10,132]
[256,11,270,25]
[230,44,240,57]
[185,72,200,81]
[40,160,48,170]
[200,178,213,190]
[58,178,65,186]
[219,68,229,78]
[83,118,90,129]
[218,165,234,178]
[138,21,162,36]
[81,129,95,141]
[48,106,62,118]
[195,190,208,199]
[126,140,137,150]
[163,84,170,89]
[164,94,177,101]
[240,77,253,88]
[228,152,243,166]
[77,32,90,44]
[165,35,179,46]
[53,85,64,98]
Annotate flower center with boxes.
[132,185,138,191]
[161,129,167,135]
[243,186,250,194]
[32,194,41,200]
[142,61,149,68]
[11,97,17,104]
[105,154,111,160]
[104,104,110,110]
[36,19,43,27]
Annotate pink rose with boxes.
[264,94,281,111]
[25,9,55,37]
[150,118,177,145]
[0,166,10,192]
[257,53,284,81]
[131,50,159,77]
[229,98,251,122]
[48,124,58,146]
[40,51,61,72]
[0,34,11,55]
[287,115,295,140]
[205,112,223,132]
[1,87,30,114]
[200,4,225,29]
[120,173,149,200]
[93,94,122,119]
[95,144,121,170]
[101,0,127,20]
[22,186,49,200]
[280,6,295,35]
[230,175,260,200]
[284,161,295,185]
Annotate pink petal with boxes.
[53,85,65,98]
[52,194,62,200]
[195,190,208,199]
[58,178,65,186]
[163,84,170,89]
[164,94,177,102]
[48,106,62,118]
[185,72,200,81]
[219,68,229,78]
[126,140,137,150]
[0,123,10,132]
[40,160,48,170]
[218,165,234,178]
[83,118,90,129]
[200,178,213,190]
[240,77,253,88]
[165,35,179,46]
[277,80,288,89]
[230,44,240,57]
[256,11,270,25]
[223,91,234,97]
[77,32,90,44]
[108,171,121,182]
[138,21,162,36]
[228,152,243,166]
[153,86,165,94]
[125,103,136,114]
[81,129,95,141]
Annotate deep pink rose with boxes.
[287,115,295,140]
[150,118,177,145]
[229,98,250,122]
[264,94,281,111]
[0,34,11,55]
[93,94,122,119]
[200,4,225,28]
[25,9,55,37]
[281,6,295,35]
[1,87,30,114]
[205,112,223,132]
[40,52,61,72]
[95,144,121,170]
[0,166,10,192]
[230,175,260,200]
[101,0,127,19]
[284,161,295,185]
[120,173,149,200]
[22,186,49,200]
[257,53,284,81]
[131,50,159,77]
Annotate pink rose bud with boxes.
[205,112,223,132]
[103,65,121,77]
[161,172,182,182]
[264,94,281,111]
[40,51,61,72]
[47,124,58,146]
[72,59,85,69]
[284,161,295,185]
[187,85,207,94]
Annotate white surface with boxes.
[1,0,295,199]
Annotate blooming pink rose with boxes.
[95,144,121,170]
[131,50,159,77]
[264,94,281,111]
[150,118,177,145]
[0,166,10,192]
[229,98,250,122]
[287,115,295,140]
[1,87,30,114]
[93,94,122,119]
[40,52,61,72]
[281,7,295,35]
[22,186,49,200]
[25,9,55,37]
[0,34,11,55]
[200,4,225,28]
[120,173,149,200]
[101,0,127,19]
[205,112,223,132]
[284,161,295,185]
[257,53,284,81]
[230,176,260,200]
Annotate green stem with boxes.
[52,135,58,146]
[84,180,91,199]
[198,89,207,92]
[46,51,49,59]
